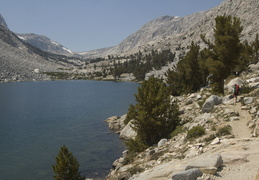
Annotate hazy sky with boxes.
[1,0,224,52]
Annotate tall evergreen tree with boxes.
[166,41,202,95]
[252,33,259,62]
[52,145,84,180]
[201,15,243,94]
[128,76,180,146]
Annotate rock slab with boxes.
[202,95,222,113]
[172,168,202,180]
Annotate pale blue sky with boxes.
[1,0,224,52]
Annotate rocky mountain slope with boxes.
[0,14,8,29]
[82,0,259,59]
[17,33,77,56]
[0,24,81,82]
[105,62,259,180]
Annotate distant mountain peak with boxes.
[17,33,75,56]
[0,14,8,29]
[81,0,259,58]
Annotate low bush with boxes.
[240,83,254,94]
[171,126,185,138]
[216,125,232,136]
[128,165,144,175]
[125,139,147,154]
[186,126,205,140]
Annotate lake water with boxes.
[0,80,139,180]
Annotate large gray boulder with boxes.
[201,95,222,113]
[185,155,223,170]
[243,97,255,105]
[172,168,202,180]
[119,120,137,140]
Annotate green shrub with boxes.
[128,165,144,175]
[186,126,205,140]
[216,125,232,136]
[171,126,184,138]
[125,139,147,154]
[240,84,254,94]
[122,152,136,165]
[123,139,147,165]
[204,134,216,142]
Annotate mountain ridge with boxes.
[0,14,8,29]
[17,33,77,56]
[81,0,259,58]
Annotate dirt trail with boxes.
[226,102,252,139]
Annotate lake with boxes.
[0,80,139,180]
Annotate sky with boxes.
[1,0,224,52]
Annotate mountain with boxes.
[0,14,8,29]
[106,61,259,179]
[0,25,60,82]
[0,15,83,82]
[17,33,76,56]
[81,0,259,58]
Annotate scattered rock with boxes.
[149,151,164,161]
[202,95,222,113]
[119,120,137,140]
[172,168,202,180]
[229,116,240,121]
[158,138,167,148]
[186,155,223,170]
[250,107,257,114]
[199,167,218,175]
[243,97,255,105]
[210,137,220,145]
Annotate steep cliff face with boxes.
[82,0,259,58]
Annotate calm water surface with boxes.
[0,80,139,180]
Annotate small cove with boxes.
[0,80,139,180]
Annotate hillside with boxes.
[0,25,82,82]
[105,62,259,180]
[81,0,259,59]
[17,33,78,56]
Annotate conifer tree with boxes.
[166,41,202,95]
[128,76,180,147]
[201,15,243,94]
[252,33,259,62]
[52,145,84,180]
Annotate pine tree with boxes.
[252,33,259,62]
[52,145,84,180]
[201,15,243,94]
[128,76,180,147]
[166,41,202,95]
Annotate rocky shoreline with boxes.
[104,62,259,180]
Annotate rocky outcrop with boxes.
[119,120,137,140]
[201,95,222,113]
[105,115,137,140]
[105,115,126,132]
